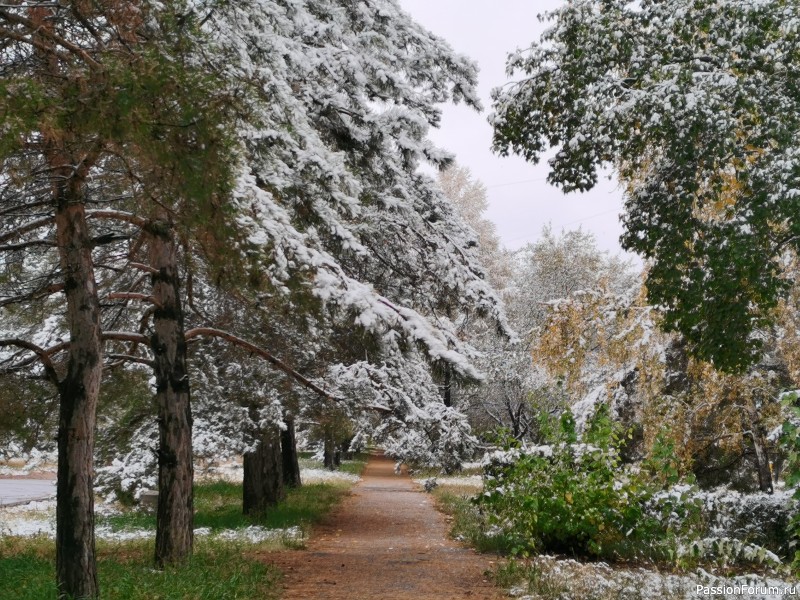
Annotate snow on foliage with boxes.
[328,357,477,471]
[0,0,513,480]
[182,0,514,468]
[492,0,800,372]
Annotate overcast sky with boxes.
[398,0,635,260]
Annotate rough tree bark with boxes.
[148,218,194,567]
[243,425,285,516]
[281,417,302,488]
[442,363,452,408]
[53,172,103,600]
[323,428,336,471]
[743,404,774,494]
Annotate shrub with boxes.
[478,408,659,558]
[780,391,800,572]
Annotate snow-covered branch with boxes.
[184,327,341,402]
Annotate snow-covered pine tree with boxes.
[196,0,513,464]
[2,1,511,593]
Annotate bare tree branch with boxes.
[106,292,160,306]
[86,209,147,228]
[106,353,155,368]
[129,261,158,274]
[0,281,64,308]
[0,338,59,384]
[0,239,56,252]
[0,215,55,244]
[0,8,103,69]
[103,331,150,346]
[184,327,342,401]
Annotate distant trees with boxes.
[492,0,800,373]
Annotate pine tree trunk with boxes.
[281,418,301,488]
[149,219,194,567]
[752,437,773,494]
[54,184,102,600]
[443,364,452,407]
[751,427,774,494]
[243,426,285,516]
[323,429,336,470]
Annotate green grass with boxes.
[336,453,369,476]
[297,451,370,477]
[1,472,362,599]
[432,486,517,555]
[100,471,362,533]
[0,537,281,600]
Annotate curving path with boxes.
[270,453,503,600]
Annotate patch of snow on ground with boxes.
[301,468,360,484]
[412,474,483,488]
[460,461,483,470]
[94,526,152,542]
[1,517,54,538]
[197,462,360,485]
[213,525,303,543]
[1,499,303,544]
[509,555,799,600]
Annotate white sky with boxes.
[398,0,634,259]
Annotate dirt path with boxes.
[269,453,503,600]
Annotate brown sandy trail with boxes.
[270,452,504,600]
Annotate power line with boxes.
[486,177,549,189]
[561,208,620,228]
[502,208,621,245]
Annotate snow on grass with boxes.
[508,555,800,600]
[300,468,360,484]
[412,474,483,490]
[1,463,357,542]
[211,525,303,544]
[196,461,360,485]
[0,499,302,544]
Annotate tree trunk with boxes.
[323,429,336,470]
[149,219,194,567]
[54,183,102,600]
[281,418,301,488]
[340,439,353,461]
[743,404,773,494]
[243,426,284,516]
[443,364,452,407]
[751,436,773,494]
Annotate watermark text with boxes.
[697,585,798,596]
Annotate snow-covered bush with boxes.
[479,402,797,569]
[478,408,659,558]
[381,403,477,474]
